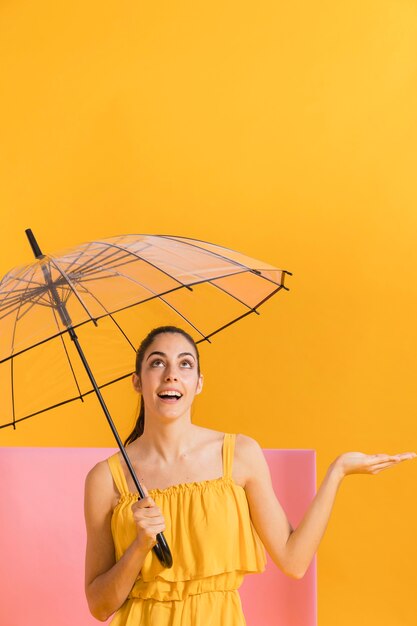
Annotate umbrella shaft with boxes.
[67,326,174,567]
[67,327,145,497]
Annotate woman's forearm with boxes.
[284,461,344,579]
[86,539,150,621]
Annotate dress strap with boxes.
[222,433,236,479]
[107,453,130,496]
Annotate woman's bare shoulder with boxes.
[85,457,119,510]
[235,433,263,451]
[234,434,268,487]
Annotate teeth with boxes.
[159,391,182,398]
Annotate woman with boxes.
[84,325,415,625]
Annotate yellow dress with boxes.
[107,433,266,626]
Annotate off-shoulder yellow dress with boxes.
[107,433,266,625]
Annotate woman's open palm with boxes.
[335,451,416,477]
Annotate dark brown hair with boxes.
[124,326,201,446]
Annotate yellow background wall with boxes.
[1,1,416,624]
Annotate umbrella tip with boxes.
[25,229,44,259]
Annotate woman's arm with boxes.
[238,435,416,580]
[84,460,165,621]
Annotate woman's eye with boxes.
[151,359,164,367]
[180,360,193,368]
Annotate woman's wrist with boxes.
[328,457,346,484]
[131,534,156,556]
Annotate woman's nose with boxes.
[164,368,178,381]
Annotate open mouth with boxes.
[157,391,183,402]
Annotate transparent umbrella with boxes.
[0,229,291,567]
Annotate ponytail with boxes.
[124,397,145,446]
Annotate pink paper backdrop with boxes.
[0,447,316,626]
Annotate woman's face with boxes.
[132,332,203,421]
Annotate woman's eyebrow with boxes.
[178,352,195,359]
[146,351,195,361]
[146,351,165,361]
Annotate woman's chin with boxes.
[150,404,191,421]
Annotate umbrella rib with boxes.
[0,265,43,312]
[49,258,98,324]
[75,271,209,343]
[73,235,135,273]
[0,269,8,291]
[66,248,227,340]
[154,234,291,276]
[54,244,89,275]
[8,264,38,355]
[0,265,91,322]
[71,262,180,318]
[0,286,60,324]
[67,277,138,353]
[61,239,144,277]
[77,265,167,298]
[50,240,127,276]
[74,263,285,307]
[89,272,251,322]
[0,267,50,303]
[0,263,35,292]
[107,312,138,352]
[64,246,138,279]
[72,263,213,342]
[197,285,284,343]
[0,371,137,428]
[54,241,102,275]
[51,253,141,290]
[89,240,192,291]
[56,242,191,301]
[70,254,139,281]
[154,235,292,290]
[7,265,38,427]
[50,304,85,402]
[157,293,210,341]
[0,290,48,319]
[206,275,262,312]
[245,284,285,309]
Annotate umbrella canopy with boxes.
[0,230,291,567]
[0,232,290,428]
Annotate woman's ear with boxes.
[132,372,142,393]
[195,373,204,395]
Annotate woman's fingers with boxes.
[370,460,400,471]
[131,491,166,548]
[336,451,416,477]
[134,495,157,509]
[132,497,162,518]
[369,452,416,473]
[372,453,416,467]
[134,504,162,517]
[371,453,414,461]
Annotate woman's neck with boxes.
[138,417,199,463]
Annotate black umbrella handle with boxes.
[152,531,173,568]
